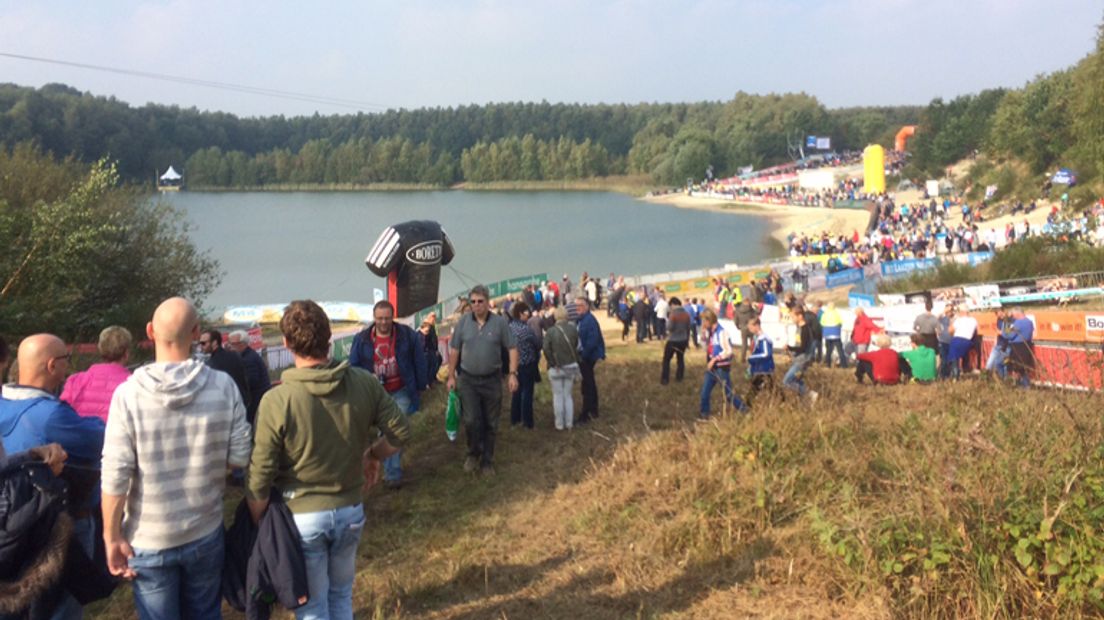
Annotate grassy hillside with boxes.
[91,317,1104,619]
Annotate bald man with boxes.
[0,332,107,618]
[101,297,252,619]
[0,333,106,469]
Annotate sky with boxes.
[0,0,1099,118]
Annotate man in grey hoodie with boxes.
[101,297,253,619]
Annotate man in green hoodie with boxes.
[246,300,410,620]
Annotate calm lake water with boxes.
[163,191,780,314]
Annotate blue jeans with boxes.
[699,365,745,417]
[510,361,538,428]
[383,390,414,482]
[824,339,847,368]
[128,526,224,620]
[783,354,810,396]
[292,504,366,620]
[986,345,1008,378]
[938,342,953,379]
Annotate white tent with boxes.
[159,166,182,181]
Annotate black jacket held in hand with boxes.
[223,498,309,620]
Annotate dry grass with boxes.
[89,317,1104,619]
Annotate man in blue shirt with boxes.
[686,298,702,349]
[1006,308,1035,387]
[575,297,606,424]
[0,333,105,619]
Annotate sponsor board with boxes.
[1086,315,1104,333]
[825,268,863,289]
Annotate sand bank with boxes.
[641,193,871,248]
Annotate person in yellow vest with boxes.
[718,285,732,319]
[820,302,847,368]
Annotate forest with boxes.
[0,21,1102,197]
[0,83,916,187]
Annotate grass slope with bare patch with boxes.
[90,318,1104,619]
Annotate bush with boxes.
[0,144,220,340]
[989,237,1104,280]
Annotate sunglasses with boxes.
[469,298,487,304]
[50,353,72,363]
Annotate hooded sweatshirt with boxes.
[102,359,252,550]
[246,361,410,515]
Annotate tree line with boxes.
[4,19,1102,193]
[0,82,918,187]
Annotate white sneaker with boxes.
[807,390,819,405]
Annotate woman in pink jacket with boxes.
[60,326,132,422]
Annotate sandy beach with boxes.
[641,192,872,248]
[643,187,1062,252]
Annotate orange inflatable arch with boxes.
[895,126,916,152]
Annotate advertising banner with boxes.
[826,268,864,289]
[962,284,1001,310]
[881,258,939,277]
[998,287,1104,305]
[848,292,876,308]
[882,304,926,334]
[967,252,995,266]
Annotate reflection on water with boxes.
[163,190,780,314]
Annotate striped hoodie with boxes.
[102,359,252,550]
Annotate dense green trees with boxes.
[4,18,1104,192]
[0,82,921,187]
[0,144,220,339]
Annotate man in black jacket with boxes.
[227,331,271,425]
[199,330,251,407]
[782,308,818,403]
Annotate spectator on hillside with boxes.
[947,309,979,379]
[349,300,426,489]
[60,326,133,423]
[984,308,1013,379]
[247,300,409,620]
[508,302,541,430]
[850,306,880,355]
[900,334,937,383]
[103,299,251,619]
[688,298,703,348]
[543,306,580,431]
[227,330,271,425]
[783,308,818,402]
[855,334,902,385]
[654,293,669,340]
[198,329,251,408]
[448,285,518,474]
[820,302,846,368]
[632,293,650,343]
[1005,307,1035,387]
[913,299,940,352]
[419,312,442,383]
[745,317,775,405]
[1,334,106,619]
[699,309,746,420]
[661,297,691,385]
[733,298,758,363]
[937,305,955,379]
[575,296,606,425]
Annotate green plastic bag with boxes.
[445,389,460,442]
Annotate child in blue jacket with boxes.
[746,318,775,404]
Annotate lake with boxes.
[163,190,780,314]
